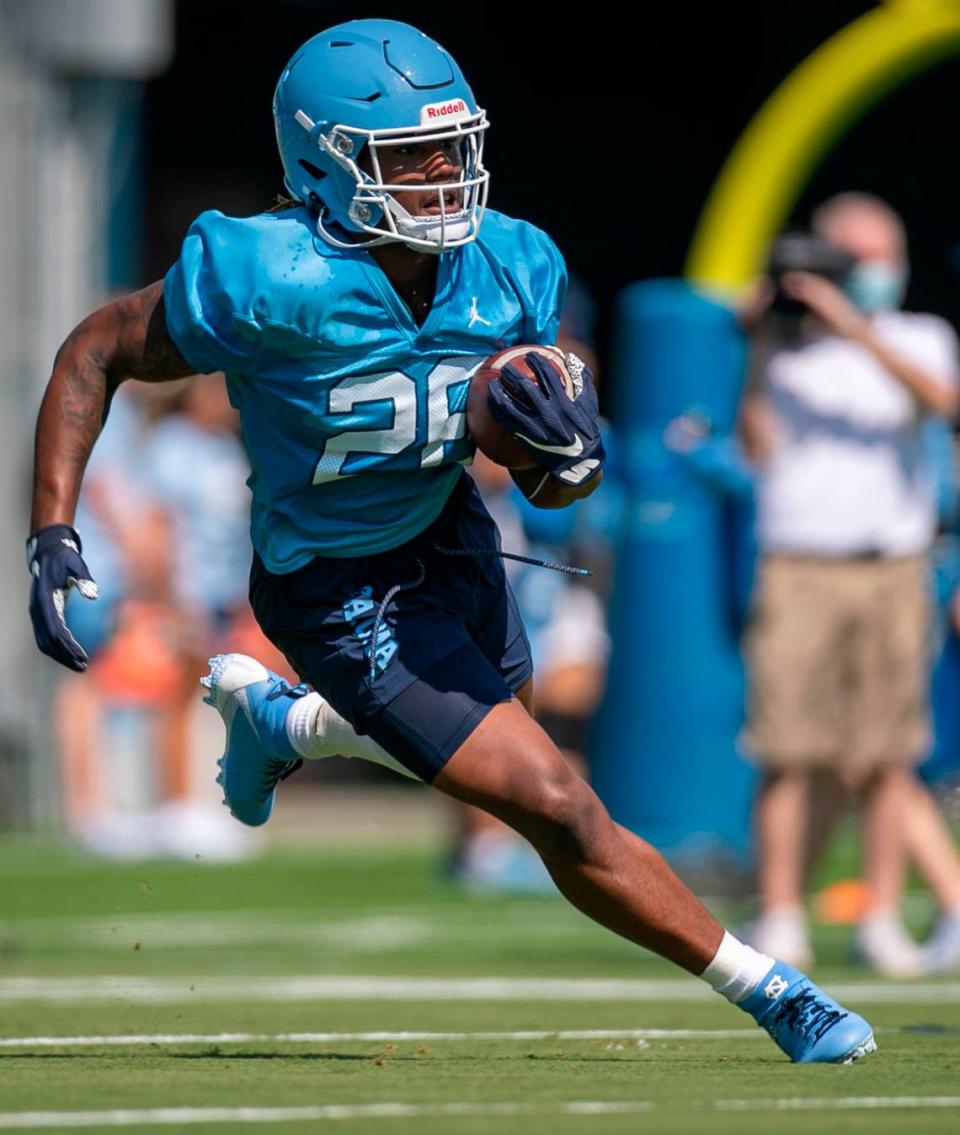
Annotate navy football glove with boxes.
[487,351,605,487]
[26,524,99,672]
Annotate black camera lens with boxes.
[767,232,857,319]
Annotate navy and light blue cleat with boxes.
[740,962,876,1063]
[201,653,307,827]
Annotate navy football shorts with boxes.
[249,473,533,782]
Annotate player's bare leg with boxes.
[428,693,876,1060]
[447,679,589,894]
[435,693,722,973]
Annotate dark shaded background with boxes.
[144,1,960,353]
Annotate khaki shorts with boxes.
[743,554,931,774]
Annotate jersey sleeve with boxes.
[518,225,568,345]
[480,214,569,345]
[163,211,263,375]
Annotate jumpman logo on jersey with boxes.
[467,296,492,328]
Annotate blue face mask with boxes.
[844,262,908,313]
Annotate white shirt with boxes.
[756,310,958,557]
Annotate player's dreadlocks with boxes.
[266,194,303,213]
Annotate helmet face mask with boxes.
[311,108,489,253]
[273,20,490,255]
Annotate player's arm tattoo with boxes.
[120,282,197,383]
[31,281,196,531]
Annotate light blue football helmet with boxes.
[273,19,489,253]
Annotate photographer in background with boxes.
[740,193,959,976]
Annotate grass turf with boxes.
[0,834,957,1134]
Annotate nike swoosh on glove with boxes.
[26,524,99,672]
[486,351,605,486]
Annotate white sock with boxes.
[701,931,775,1004]
[285,693,418,780]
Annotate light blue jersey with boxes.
[163,205,566,572]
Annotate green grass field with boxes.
[0,818,958,1134]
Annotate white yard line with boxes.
[0,1027,762,1049]
[0,908,608,952]
[714,1097,960,1111]
[0,1097,958,1128]
[0,975,957,1003]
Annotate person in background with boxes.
[795,393,960,973]
[56,383,174,854]
[60,376,277,859]
[142,373,279,856]
[740,192,959,976]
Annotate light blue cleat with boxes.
[739,962,876,1063]
[200,653,307,827]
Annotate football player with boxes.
[26,19,874,1063]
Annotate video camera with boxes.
[767,231,857,320]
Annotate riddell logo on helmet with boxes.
[420,99,469,124]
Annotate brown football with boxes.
[466,345,574,469]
